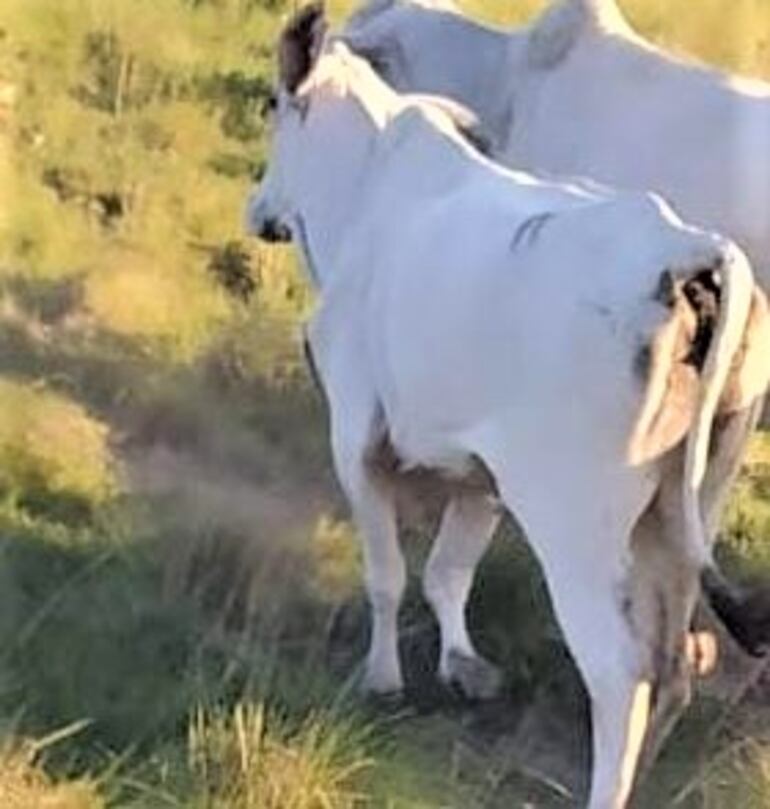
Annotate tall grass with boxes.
[188,703,370,809]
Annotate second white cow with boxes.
[343,0,770,290]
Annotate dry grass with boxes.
[0,727,103,809]
[83,248,230,362]
[188,703,371,809]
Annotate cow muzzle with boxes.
[258,217,293,244]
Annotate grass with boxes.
[0,733,104,809]
[2,0,770,806]
[187,703,370,809]
[0,379,118,521]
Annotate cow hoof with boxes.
[685,631,718,677]
[359,661,405,699]
[443,649,503,701]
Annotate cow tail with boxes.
[683,246,769,655]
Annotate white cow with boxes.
[247,6,770,807]
[343,0,770,290]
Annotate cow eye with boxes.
[261,91,278,119]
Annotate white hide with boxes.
[342,0,770,290]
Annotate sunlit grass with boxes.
[188,703,370,809]
[84,249,231,362]
[0,378,118,518]
[0,724,104,809]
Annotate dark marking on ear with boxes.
[279,1,328,94]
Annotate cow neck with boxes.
[290,83,385,292]
[459,23,518,153]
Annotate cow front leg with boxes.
[330,413,406,696]
[424,492,502,699]
[355,469,406,695]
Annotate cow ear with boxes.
[527,1,583,70]
[279,2,328,94]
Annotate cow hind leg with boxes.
[628,471,702,775]
[495,490,651,808]
[544,557,652,809]
[423,492,502,699]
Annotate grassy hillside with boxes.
[1,0,770,806]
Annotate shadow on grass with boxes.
[0,507,347,761]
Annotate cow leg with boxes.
[330,409,406,696]
[495,486,650,807]
[507,512,649,808]
[628,518,695,774]
[424,492,502,699]
[541,550,650,809]
[630,466,703,772]
[473,436,656,808]
[352,468,405,695]
[309,319,408,696]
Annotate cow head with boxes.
[342,0,632,154]
[245,2,328,243]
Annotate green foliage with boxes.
[2,0,299,366]
[0,378,117,521]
